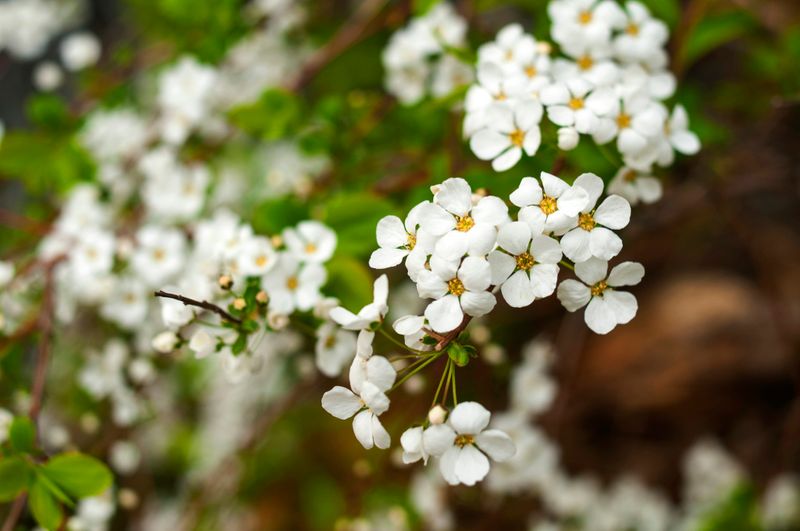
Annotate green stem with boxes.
[450,363,458,406]
[389,353,442,392]
[441,358,453,405]
[559,259,575,271]
[377,327,427,355]
[430,359,450,408]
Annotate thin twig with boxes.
[153,291,242,325]
[1,496,26,531]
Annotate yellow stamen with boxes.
[579,10,592,24]
[153,249,165,261]
[578,213,596,231]
[577,55,593,70]
[406,233,417,250]
[455,434,475,447]
[524,65,537,78]
[568,97,584,110]
[286,276,299,290]
[305,243,317,254]
[616,112,631,129]
[515,252,535,271]
[509,129,526,147]
[591,280,608,297]
[448,278,465,296]
[623,169,637,183]
[255,255,268,267]
[539,195,558,215]
[626,23,639,35]
[455,216,474,232]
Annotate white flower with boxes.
[321,355,396,450]
[157,56,217,144]
[330,275,389,331]
[557,258,643,334]
[262,254,326,314]
[541,78,615,134]
[59,31,101,71]
[33,61,63,91]
[239,235,278,277]
[151,331,179,353]
[69,229,115,280]
[593,93,666,157]
[417,256,496,333]
[549,0,626,51]
[559,173,631,262]
[470,101,543,171]
[0,261,14,288]
[401,426,433,464]
[100,277,148,330]
[557,126,580,150]
[369,202,436,275]
[131,225,186,287]
[188,329,218,359]
[608,166,662,205]
[421,178,509,259]
[392,315,433,352]
[656,104,701,166]
[510,172,590,235]
[109,441,141,475]
[0,408,13,444]
[423,402,515,486]
[315,322,357,377]
[612,2,669,66]
[282,221,336,264]
[488,221,562,307]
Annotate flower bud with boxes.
[255,290,269,305]
[268,311,289,330]
[558,127,579,151]
[536,41,552,55]
[118,488,139,510]
[428,405,447,425]
[233,298,246,310]
[151,331,178,353]
[270,235,283,248]
[218,274,233,290]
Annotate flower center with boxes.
[509,129,526,147]
[504,49,514,61]
[525,65,537,78]
[495,91,507,101]
[515,251,535,271]
[626,23,639,35]
[286,276,299,290]
[591,280,608,297]
[324,335,337,348]
[616,112,631,129]
[455,215,474,232]
[448,278,465,296]
[623,169,637,182]
[406,233,417,250]
[255,254,269,267]
[455,434,475,447]
[305,243,317,254]
[578,10,592,24]
[568,97,584,110]
[153,248,165,261]
[578,213,596,231]
[577,55,593,70]
[539,195,558,215]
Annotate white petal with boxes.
[530,234,562,264]
[501,270,535,308]
[434,230,469,261]
[460,290,496,317]
[588,227,623,261]
[573,173,604,210]
[352,410,374,449]
[529,263,559,298]
[472,196,509,226]
[575,257,608,285]
[393,315,424,335]
[458,256,492,292]
[416,270,449,300]
[366,356,396,391]
[419,203,456,236]
[671,130,700,155]
[376,215,407,248]
[555,185,590,217]
[509,177,542,207]
[439,446,460,485]
[360,381,390,415]
[584,296,617,334]
[369,248,408,269]
[594,195,631,229]
[424,295,463,333]
[449,401,491,434]
[423,424,456,457]
[492,147,522,172]
[467,225,498,257]
[487,250,516,285]
[607,261,645,287]
[436,178,473,216]
[329,307,361,329]
[540,172,569,198]
[603,289,638,325]
[560,228,592,263]
[400,427,424,463]
[546,105,574,127]
[497,221,531,255]
[471,130,511,160]
[557,279,591,312]
[321,386,361,419]
[455,444,491,486]
[372,274,389,308]
[475,429,516,462]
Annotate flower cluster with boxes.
[465,1,700,181]
[382,3,472,105]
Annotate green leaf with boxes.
[447,342,471,367]
[319,192,395,257]
[28,478,62,531]
[413,0,439,16]
[40,453,112,499]
[9,417,36,454]
[0,456,31,501]
[682,10,756,68]
[324,255,374,310]
[228,88,301,140]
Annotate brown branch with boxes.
[1,496,26,531]
[287,0,389,91]
[153,290,242,325]
[434,314,473,351]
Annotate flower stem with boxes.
[431,358,450,408]
[450,363,458,406]
[559,259,575,271]
[389,352,442,392]
[377,327,427,355]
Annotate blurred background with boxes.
[1,0,800,529]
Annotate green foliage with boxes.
[251,196,311,235]
[301,474,346,530]
[40,453,113,499]
[0,456,30,501]
[447,342,476,367]
[325,254,375,310]
[28,478,63,530]
[697,484,761,531]
[8,416,36,454]
[682,10,757,68]
[228,89,302,141]
[318,191,396,257]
